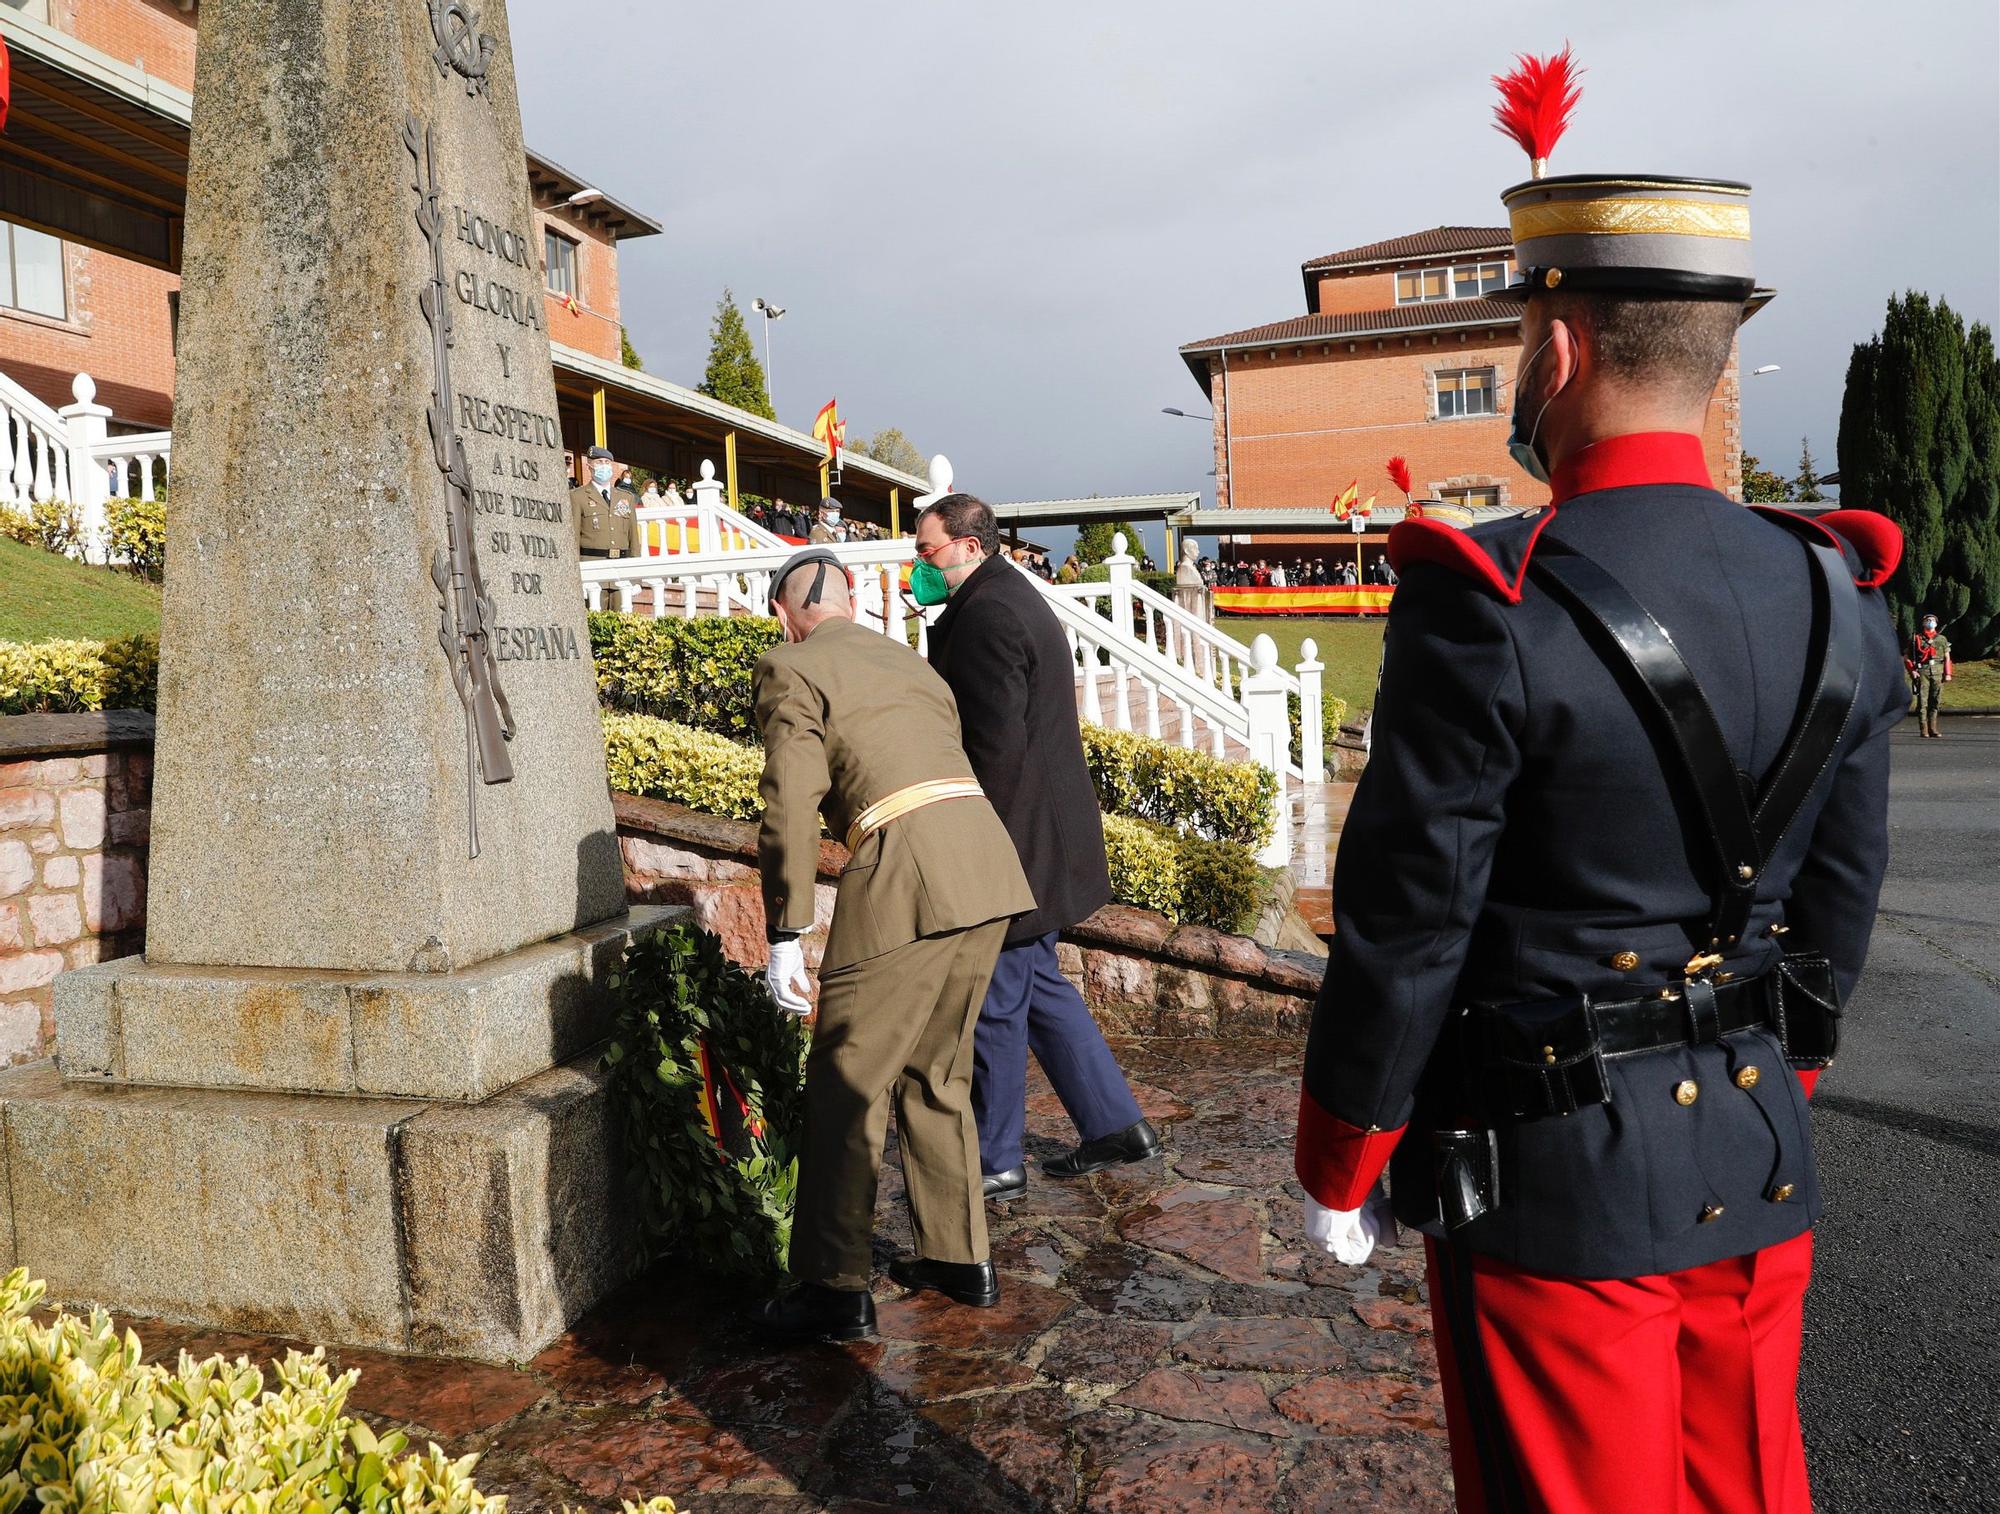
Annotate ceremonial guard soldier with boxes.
[752,548,1034,1341]
[1905,612,1953,737]
[1293,55,1907,1513]
[572,444,638,558]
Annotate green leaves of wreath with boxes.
[603,921,809,1281]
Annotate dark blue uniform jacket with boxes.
[1296,432,1907,1279]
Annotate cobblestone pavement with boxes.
[131,1037,1453,1513]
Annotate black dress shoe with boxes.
[888,1255,1000,1308]
[983,1166,1028,1202]
[1041,1118,1162,1179]
[752,1283,876,1342]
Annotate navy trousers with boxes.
[973,932,1143,1175]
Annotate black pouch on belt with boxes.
[1480,996,1611,1120]
[1432,1129,1501,1231]
[1773,951,1842,1069]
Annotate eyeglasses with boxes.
[914,535,975,562]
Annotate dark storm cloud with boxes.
[512,0,1999,529]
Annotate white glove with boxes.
[764,937,813,1018]
[1302,1189,1397,1265]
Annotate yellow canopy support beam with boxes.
[724,431,740,512]
[591,386,608,449]
[819,460,829,502]
[890,487,900,537]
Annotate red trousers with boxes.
[1426,1231,1814,1514]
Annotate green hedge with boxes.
[1080,725,1276,849]
[0,499,78,555]
[588,611,781,740]
[602,712,767,822]
[1289,688,1352,770]
[604,919,808,1281]
[1079,562,1179,599]
[106,495,167,581]
[603,711,1262,931]
[0,1269,675,1514]
[0,633,158,714]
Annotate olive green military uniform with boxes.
[756,615,1035,1291]
[572,480,640,557]
[1908,628,1952,737]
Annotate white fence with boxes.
[0,370,170,564]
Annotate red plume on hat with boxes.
[1492,45,1582,179]
[1386,456,1413,502]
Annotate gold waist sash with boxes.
[844,777,985,855]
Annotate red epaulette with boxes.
[1749,506,1902,589]
[1386,508,1557,606]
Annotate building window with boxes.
[1435,367,1496,419]
[1396,259,1510,304]
[544,229,578,298]
[0,222,66,320]
[1439,486,1502,510]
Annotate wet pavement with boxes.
[128,1036,1452,1513]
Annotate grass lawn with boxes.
[1940,658,2000,710]
[0,537,162,641]
[1218,614,1385,717]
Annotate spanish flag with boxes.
[812,398,846,464]
[0,34,10,133]
[1330,479,1359,519]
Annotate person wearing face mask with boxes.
[1905,612,1953,737]
[572,445,639,559]
[809,496,846,544]
[1291,141,1908,1511]
[914,494,1158,1206]
[750,547,1033,1341]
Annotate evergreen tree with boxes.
[1074,520,1141,565]
[1792,437,1824,502]
[697,289,775,420]
[1739,451,1792,503]
[620,325,643,371]
[1835,291,1996,651]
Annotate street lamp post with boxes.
[751,297,786,411]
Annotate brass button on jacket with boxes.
[1734,1066,1761,1090]
[1674,1079,1700,1107]
[1699,1203,1726,1224]
[1611,951,1641,972]
[1769,1184,1795,1203]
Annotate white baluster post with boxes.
[1242,633,1293,869]
[691,459,725,553]
[1106,532,1136,648]
[60,375,115,562]
[1297,638,1325,785]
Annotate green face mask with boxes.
[909,559,953,606]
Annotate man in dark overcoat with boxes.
[916,494,1157,1202]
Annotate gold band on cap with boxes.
[845,777,985,855]
[1510,197,1751,243]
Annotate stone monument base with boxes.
[0,906,684,1362]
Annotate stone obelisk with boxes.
[0,0,673,1361]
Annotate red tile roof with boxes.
[1302,226,1512,272]
[1179,297,1520,388]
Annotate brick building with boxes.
[0,0,925,519]
[1179,226,1748,552]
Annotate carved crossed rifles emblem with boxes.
[427,0,496,96]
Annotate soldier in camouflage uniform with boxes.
[1905,612,1953,737]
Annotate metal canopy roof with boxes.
[988,493,1199,527]
[1173,503,1522,534]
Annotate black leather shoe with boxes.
[1041,1119,1162,1179]
[753,1283,876,1342]
[889,1255,1000,1308]
[983,1166,1028,1203]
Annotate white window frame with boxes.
[1438,485,1502,510]
[1396,258,1511,305]
[544,228,579,298]
[1433,366,1499,421]
[0,221,67,321]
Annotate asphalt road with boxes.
[1801,717,2000,1512]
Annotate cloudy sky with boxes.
[512,0,1999,553]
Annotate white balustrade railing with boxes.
[0,370,172,564]
[630,457,788,559]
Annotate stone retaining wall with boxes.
[0,716,1325,1064]
[0,713,153,1065]
[615,795,1323,1037]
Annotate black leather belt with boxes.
[1591,973,1778,1058]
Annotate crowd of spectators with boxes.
[1213,555,1399,588]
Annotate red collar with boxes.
[1549,432,1714,505]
